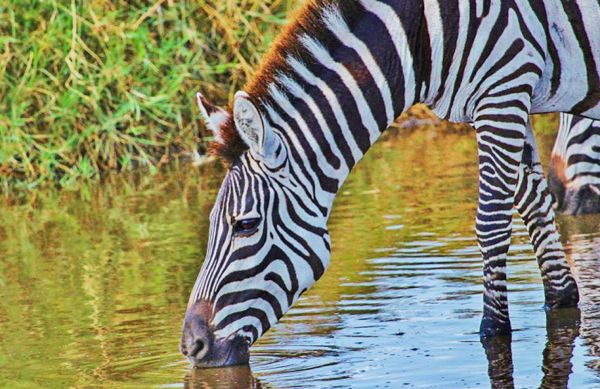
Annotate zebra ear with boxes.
[196,92,230,142]
[233,91,282,162]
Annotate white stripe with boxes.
[423,0,443,103]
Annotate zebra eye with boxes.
[233,217,261,236]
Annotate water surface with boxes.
[1,125,599,388]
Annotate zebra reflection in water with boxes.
[483,218,600,389]
[183,365,262,389]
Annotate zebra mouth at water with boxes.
[181,300,251,368]
[181,332,250,368]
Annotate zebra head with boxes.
[181,92,331,368]
[548,114,600,215]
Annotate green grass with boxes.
[0,0,300,190]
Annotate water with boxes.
[0,126,599,388]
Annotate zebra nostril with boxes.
[190,338,207,358]
[182,301,216,363]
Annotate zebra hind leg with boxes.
[514,124,579,309]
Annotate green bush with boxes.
[0,0,299,190]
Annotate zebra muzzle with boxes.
[181,300,250,368]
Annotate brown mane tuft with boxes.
[209,0,345,163]
[208,115,248,164]
[245,0,337,98]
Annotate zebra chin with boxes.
[551,182,600,216]
[180,300,250,368]
[561,185,600,215]
[548,161,600,216]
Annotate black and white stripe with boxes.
[182,0,600,367]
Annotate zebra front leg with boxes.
[475,133,519,335]
[514,124,579,309]
[474,100,532,337]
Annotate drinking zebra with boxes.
[181,0,600,368]
[549,113,600,215]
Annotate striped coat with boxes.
[181,0,600,368]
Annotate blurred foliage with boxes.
[531,111,560,135]
[0,0,300,189]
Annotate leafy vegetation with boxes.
[0,0,300,190]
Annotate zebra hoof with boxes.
[544,282,580,310]
[479,316,512,338]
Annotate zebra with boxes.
[181,0,600,368]
[548,113,600,215]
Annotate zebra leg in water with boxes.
[473,96,578,337]
[474,98,528,337]
[514,124,579,309]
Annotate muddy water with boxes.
[0,125,599,388]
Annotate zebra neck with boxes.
[258,1,430,212]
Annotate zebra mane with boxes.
[208,114,247,164]
[211,0,362,163]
